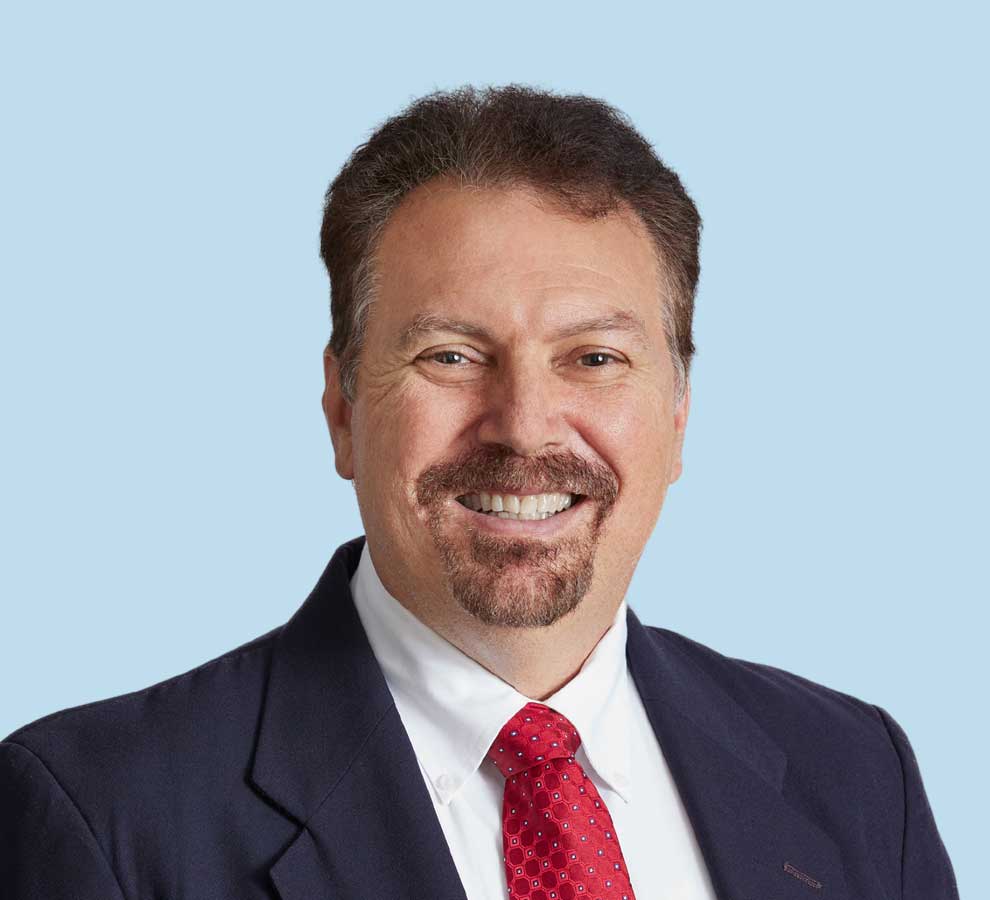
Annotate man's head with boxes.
[320,86,700,632]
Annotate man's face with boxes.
[324,181,689,629]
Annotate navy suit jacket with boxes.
[2,535,958,899]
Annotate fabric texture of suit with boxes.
[1,535,958,899]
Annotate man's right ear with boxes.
[322,351,355,480]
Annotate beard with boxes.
[416,446,618,628]
[431,526,599,628]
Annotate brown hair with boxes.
[320,84,701,403]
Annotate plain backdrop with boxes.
[1,2,985,896]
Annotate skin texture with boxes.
[322,181,690,700]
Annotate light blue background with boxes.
[1,2,984,895]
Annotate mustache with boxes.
[416,445,619,507]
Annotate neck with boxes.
[441,604,620,700]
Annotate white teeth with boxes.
[456,491,579,519]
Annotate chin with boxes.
[434,529,598,630]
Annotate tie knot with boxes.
[487,702,581,778]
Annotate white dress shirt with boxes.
[350,541,718,900]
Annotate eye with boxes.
[578,351,622,368]
[422,349,471,366]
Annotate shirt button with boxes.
[436,773,454,795]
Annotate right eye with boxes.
[424,350,471,366]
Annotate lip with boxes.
[448,494,590,537]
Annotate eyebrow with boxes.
[396,309,652,352]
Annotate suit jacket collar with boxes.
[251,535,847,900]
[625,614,848,900]
[251,536,467,900]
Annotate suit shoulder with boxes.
[0,624,289,889]
[643,624,895,750]
[3,625,281,761]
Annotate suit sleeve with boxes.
[0,740,126,899]
[874,706,959,900]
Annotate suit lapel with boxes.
[626,611,849,900]
[250,535,467,900]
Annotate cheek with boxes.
[609,417,676,571]
[357,383,473,496]
[581,386,673,482]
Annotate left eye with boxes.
[578,352,619,367]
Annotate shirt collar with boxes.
[350,540,633,807]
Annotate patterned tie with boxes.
[487,702,637,900]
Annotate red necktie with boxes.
[487,701,637,900]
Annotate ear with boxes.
[668,379,691,485]
[322,350,355,480]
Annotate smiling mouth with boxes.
[455,491,586,521]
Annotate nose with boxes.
[475,355,570,457]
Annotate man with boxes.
[1,86,957,899]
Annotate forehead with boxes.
[370,181,665,339]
